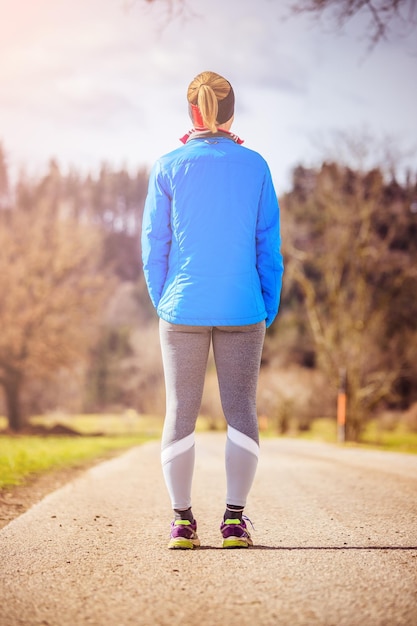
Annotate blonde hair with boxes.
[187,71,233,132]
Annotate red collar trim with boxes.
[179,127,244,145]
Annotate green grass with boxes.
[295,418,337,443]
[360,421,417,454]
[289,417,417,454]
[0,434,156,489]
[0,413,163,490]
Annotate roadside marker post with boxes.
[337,368,347,443]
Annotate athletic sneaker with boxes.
[168,519,200,550]
[220,516,254,548]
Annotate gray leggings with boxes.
[159,319,266,511]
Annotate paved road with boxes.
[1,435,416,626]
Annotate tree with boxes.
[140,0,417,46]
[282,162,417,440]
[0,201,114,431]
[289,0,417,47]
[0,144,9,209]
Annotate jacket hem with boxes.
[157,310,267,326]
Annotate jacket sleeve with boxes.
[256,166,284,328]
[141,161,172,308]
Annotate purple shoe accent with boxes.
[220,517,254,548]
[168,519,200,549]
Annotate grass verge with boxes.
[0,434,155,489]
[0,413,164,490]
[293,417,417,454]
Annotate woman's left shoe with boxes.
[168,519,200,549]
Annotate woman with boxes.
[142,70,283,549]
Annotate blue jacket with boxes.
[141,135,283,327]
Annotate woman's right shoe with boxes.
[220,517,254,548]
[168,519,200,549]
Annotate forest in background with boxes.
[0,142,416,441]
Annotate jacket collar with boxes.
[179,128,244,145]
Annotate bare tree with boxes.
[138,0,417,46]
[289,0,417,46]
[282,162,416,440]
[0,204,114,431]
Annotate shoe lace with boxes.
[242,514,255,531]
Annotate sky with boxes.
[1,0,416,191]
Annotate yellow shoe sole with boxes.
[168,537,200,550]
[222,536,253,549]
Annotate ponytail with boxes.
[197,84,218,132]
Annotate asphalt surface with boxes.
[0,434,416,626]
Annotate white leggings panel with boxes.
[225,425,259,507]
[162,440,195,511]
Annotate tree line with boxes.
[0,144,416,439]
